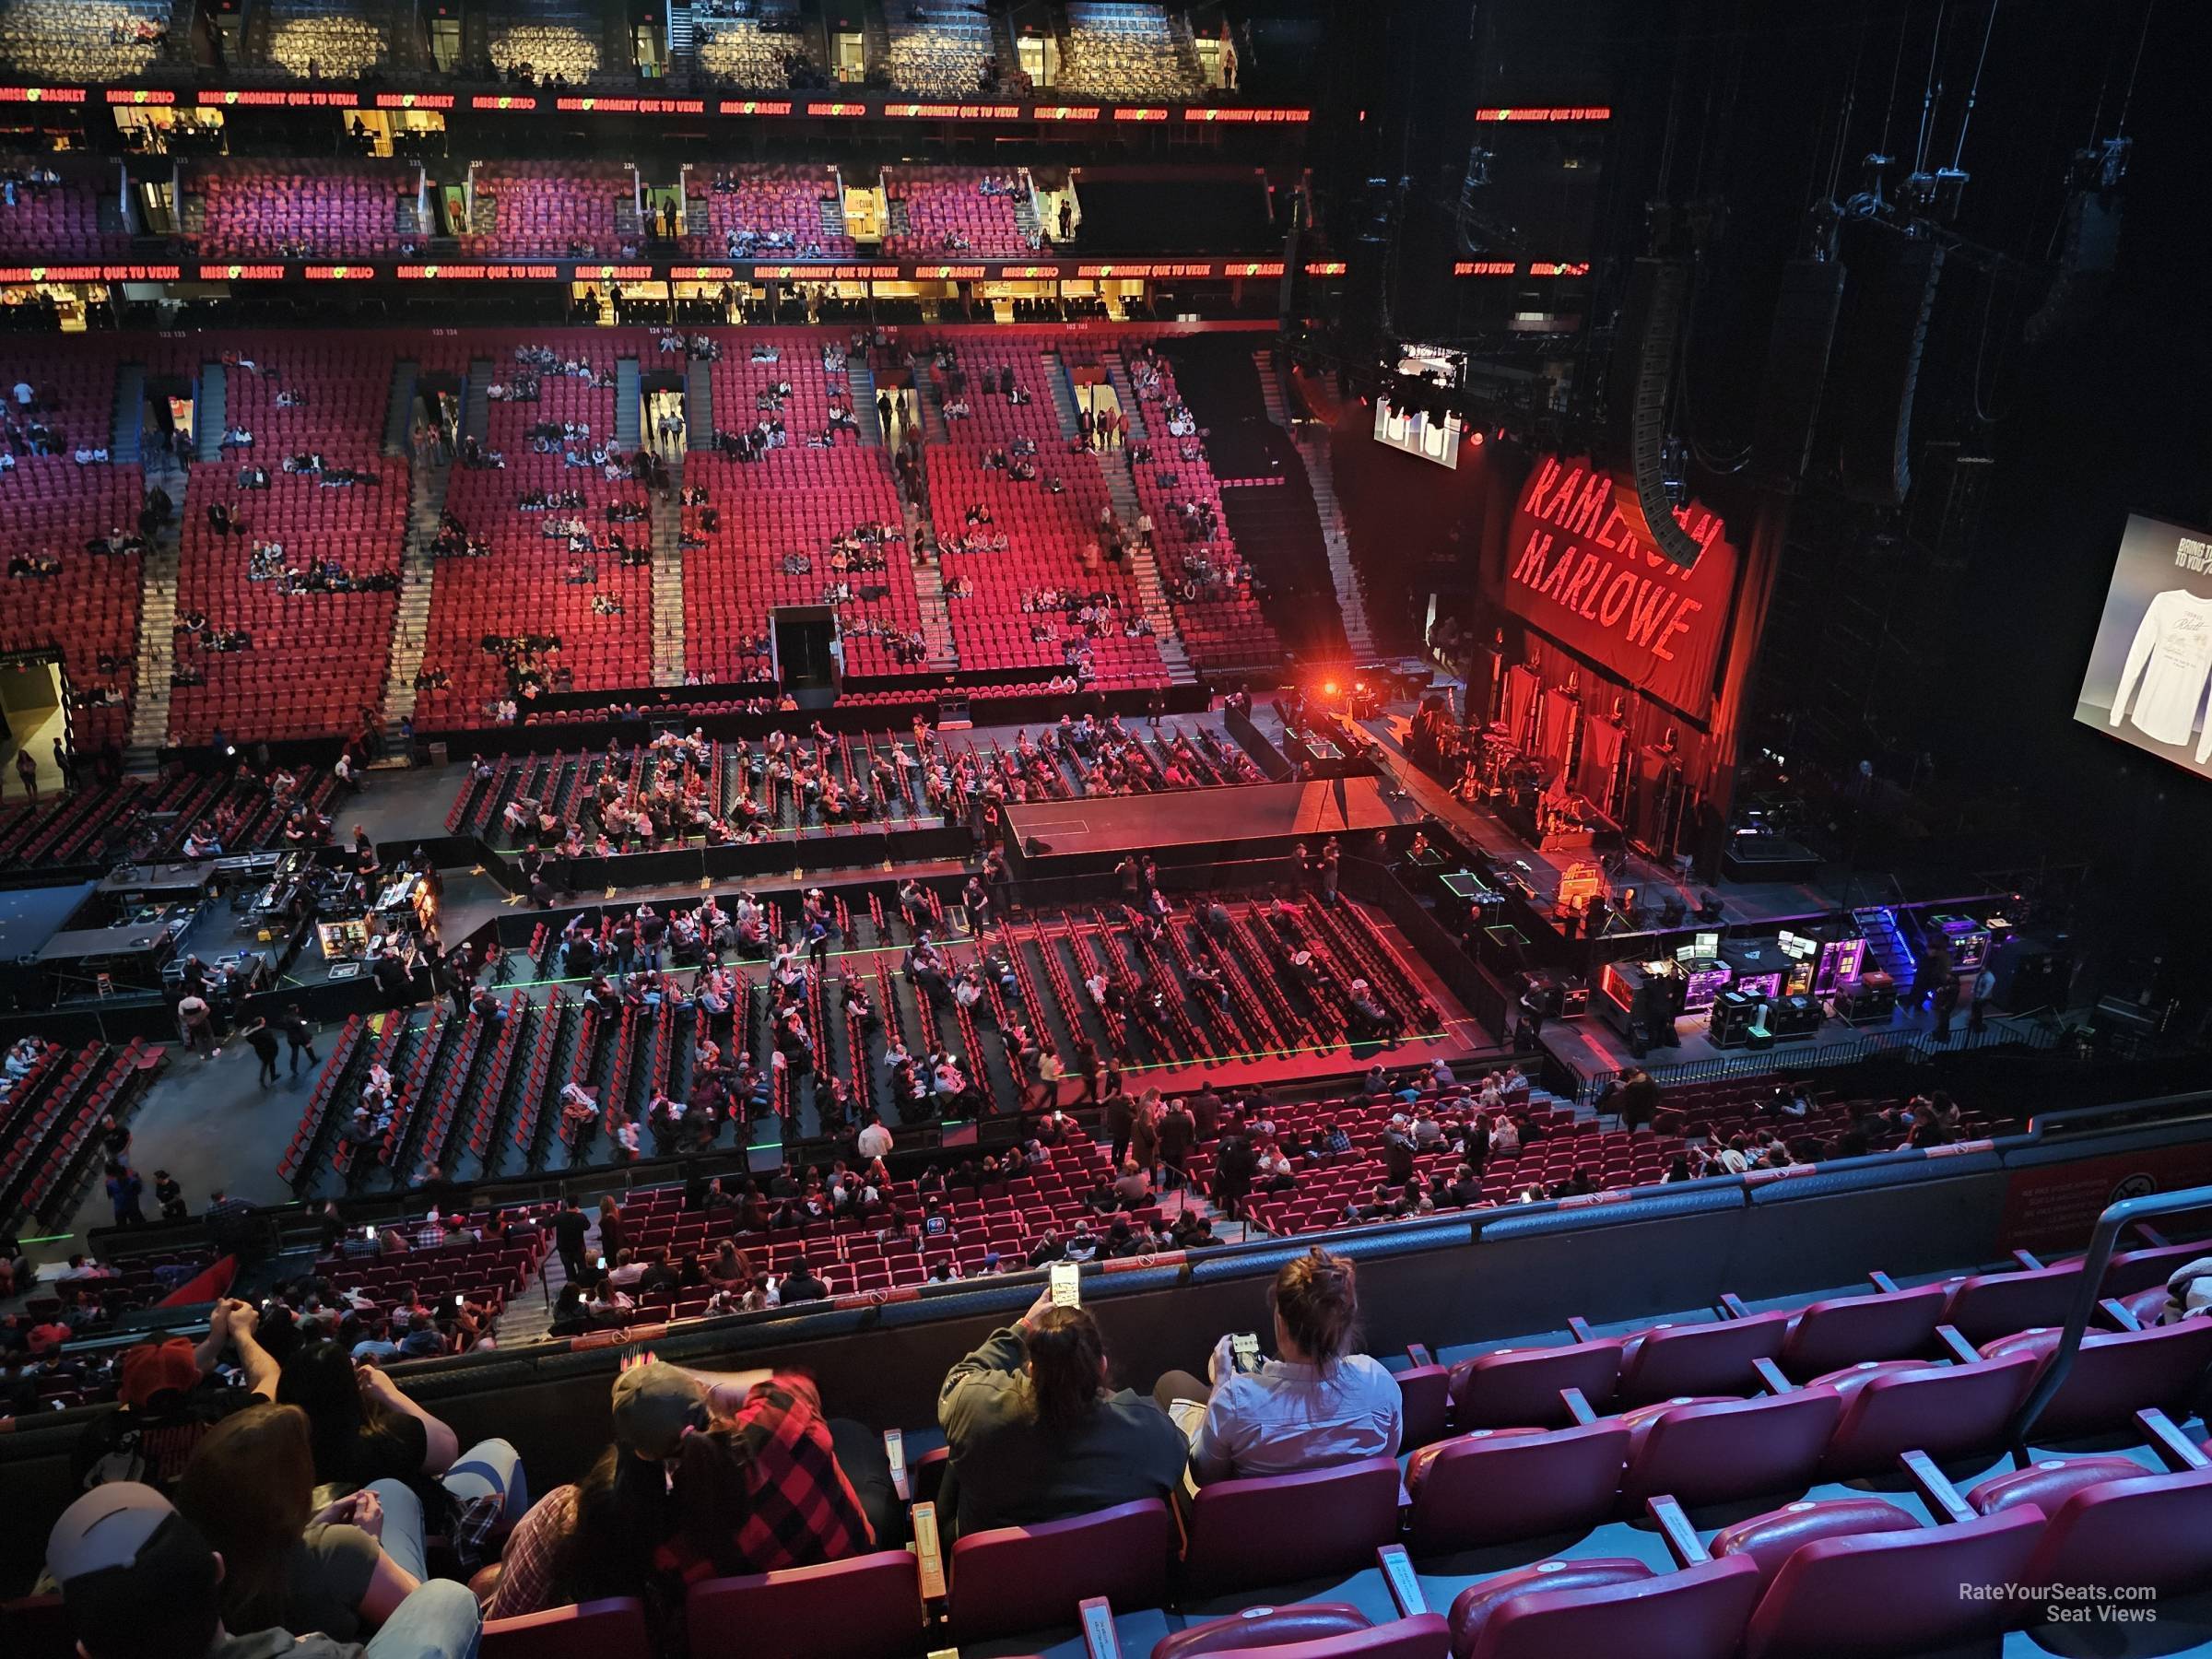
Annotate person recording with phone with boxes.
[936,1280,1186,1539]
[1151,1246,1402,1486]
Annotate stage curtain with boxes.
[1579,715,1628,813]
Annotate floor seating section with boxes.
[882,169,1034,258]
[190,160,415,260]
[1122,353,1279,674]
[683,333,917,681]
[169,337,407,745]
[1057,2,1209,102]
[415,331,652,727]
[0,160,127,259]
[682,166,854,259]
[259,0,389,78]
[289,877,1453,1189]
[0,0,168,79]
[695,2,816,88]
[884,8,994,99]
[465,163,630,257]
[923,340,1168,690]
[486,9,606,84]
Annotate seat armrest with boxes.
[2136,1408,2211,1471]
[1866,1269,1900,1293]
[1715,1292,1751,1319]
[1559,1386,1598,1426]
[1406,1342,1435,1368]
[2099,1296,2143,1332]
[1079,1597,1123,1659]
[912,1500,947,1601]
[1751,1358,1794,1395]
[2011,1249,2045,1271]
[1900,1450,1974,1524]
[1567,1315,1595,1343]
[1378,1544,1426,1617]
[2131,1224,2171,1248]
[1646,1496,1710,1566]
[1935,1324,1980,1364]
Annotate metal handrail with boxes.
[2006,1182,2212,1455]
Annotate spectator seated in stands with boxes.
[45,1481,480,1659]
[175,1402,428,1642]
[1151,1244,1403,1484]
[481,1357,897,1620]
[275,1340,529,1537]
[936,1283,1188,1538]
[73,1300,281,1496]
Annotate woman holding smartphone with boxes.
[1151,1246,1402,1485]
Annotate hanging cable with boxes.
[1949,0,1999,171]
[2116,0,2157,136]
[1878,0,1912,159]
[1913,0,1948,176]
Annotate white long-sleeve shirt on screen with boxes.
[2109,588,2212,760]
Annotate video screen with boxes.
[1371,399,1462,469]
[1371,344,1465,469]
[2075,513,2212,780]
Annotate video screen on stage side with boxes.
[2075,513,2212,782]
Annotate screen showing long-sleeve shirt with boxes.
[2109,587,2212,759]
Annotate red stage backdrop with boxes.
[1500,455,1739,719]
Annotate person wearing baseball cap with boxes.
[477,1357,888,1623]
[73,1301,280,1497]
[45,1481,479,1659]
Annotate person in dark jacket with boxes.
[935,1288,1185,1540]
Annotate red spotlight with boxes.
[1323,680,1340,697]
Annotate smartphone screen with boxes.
[1049,1260,1079,1307]
[1230,1332,1262,1374]
[596,1255,607,1271]
[362,1226,377,1242]
[453,1293,464,1309]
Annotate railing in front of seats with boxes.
[2006,1181,2212,1455]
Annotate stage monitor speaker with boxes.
[1750,256,1845,487]
[1605,257,1704,570]
[1831,232,1945,506]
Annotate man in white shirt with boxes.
[855,1112,893,1160]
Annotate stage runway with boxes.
[1006,776,1413,857]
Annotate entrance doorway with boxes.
[0,653,70,797]
[771,606,841,703]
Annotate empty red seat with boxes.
[1181,1457,1403,1595]
[1405,1423,1629,1554]
[1814,1350,2041,1474]
[1613,1314,1791,1404]
[1739,1506,2045,1658]
[686,1549,922,1659]
[1771,1284,1948,1380]
[1979,1321,2212,1439]
[1449,1341,1624,1428]
[1616,1390,1843,1510]
[481,1596,651,1659]
[1447,1555,1764,1659]
[947,1499,1172,1643]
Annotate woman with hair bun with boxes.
[1153,1246,1402,1485]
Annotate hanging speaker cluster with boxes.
[1604,256,1704,571]
[1827,227,1946,507]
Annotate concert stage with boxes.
[1536,1000,2052,1103]
[1003,776,1414,873]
